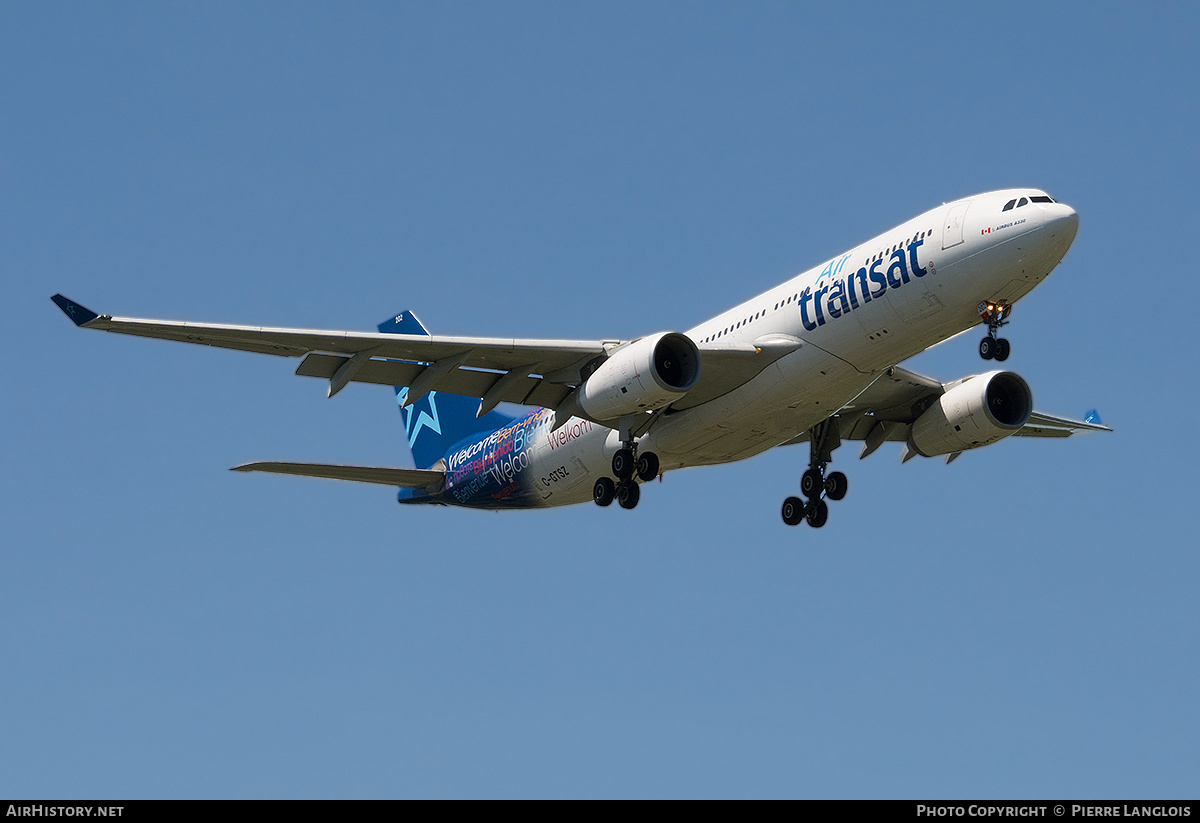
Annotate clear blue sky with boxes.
[2,1,1196,799]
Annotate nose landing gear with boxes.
[978,301,1012,361]
[782,419,848,529]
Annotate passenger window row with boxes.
[702,307,770,343]
[865,228,933,266]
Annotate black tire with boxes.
[825,471,848,501]
[782,496,804,526]
[636,451,660,482]
[979,337,994,360]
[618,481,640,510]
[806,499,829,528]
[593,477,615,507]
[994,338,1010,362]
[801,468,824,499]
[612,448,634,480]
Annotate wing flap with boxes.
[297,341,789,414]
[521,380,573,409]
[837,366,943,420]
[232,461,446,489]
[295,353,573,408]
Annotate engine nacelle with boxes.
[908,370,1032,457]
[576,332,701,420]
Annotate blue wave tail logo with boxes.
[398,388,443,448]
[379,308,517,470]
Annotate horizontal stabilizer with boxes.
[232,461,445,490]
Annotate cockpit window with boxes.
[1016,197,1029,208]
[1003,199,1016,211]
[1030,195,1054,203]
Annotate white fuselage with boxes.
[444,190,1079,507]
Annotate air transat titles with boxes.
[800,238,927,331]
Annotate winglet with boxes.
[51,295,100,326]
[1084,409,1103,426]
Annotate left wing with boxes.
[51,295,791,422]
[1011,410,1112,438]
[782,365,1110,455]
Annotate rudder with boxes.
[378,310,515,470]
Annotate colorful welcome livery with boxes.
[52,189,1108,529]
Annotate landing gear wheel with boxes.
[617,481,640,510]
[825,471,848,501]
[782,496,804,526]
[979,337,995,360]
[994,338,1010,362]
[612,448,634,480]
[801,469,824,499]
[593,477,615,507]
[806,499,829,528]
[635,451,660,482]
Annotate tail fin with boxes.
[378,311,515,470]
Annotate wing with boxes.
[781,364,1111,455]
[1011,411,1113,438]
[52,295,799,421]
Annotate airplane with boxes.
[52,188,1110,529]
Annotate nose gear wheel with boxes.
[978,301,1012,361]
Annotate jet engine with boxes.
[576,332,701,420]
[908,370,1032,457]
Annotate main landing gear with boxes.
[978,300,1012,362]
[782,418,848,529]
[593,443,659,511]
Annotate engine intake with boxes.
[908,370,1032,457]
[576,332,701,420]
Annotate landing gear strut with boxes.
[782,418,848,529]
[978,300,1011,362]
[594,439,659,511]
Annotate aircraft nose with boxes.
[1035,202,1079,262]
[1045,202,1079,238]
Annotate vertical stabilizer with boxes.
[378,311,515,471]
